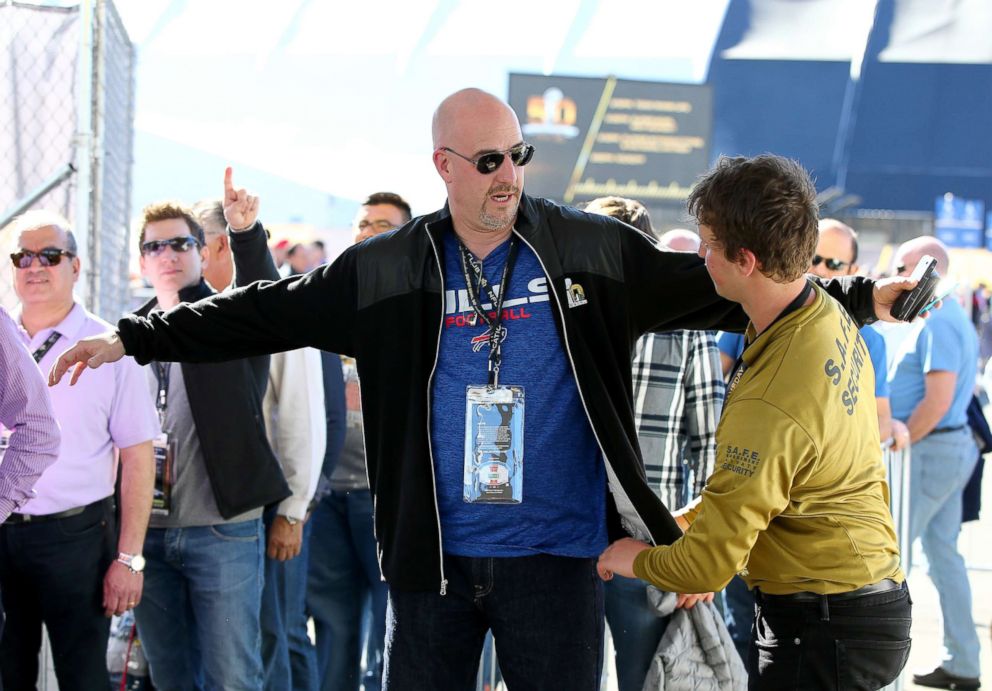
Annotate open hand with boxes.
[49,331,125,386]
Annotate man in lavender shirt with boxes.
[0,211,159,691]
[0,306,59,519]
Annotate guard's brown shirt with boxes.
[634,285,903,594]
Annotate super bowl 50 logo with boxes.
[522,87,580,139]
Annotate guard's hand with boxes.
[223,166,260,231]
[267,515,303,561]
[103,560,143,617]
[597,537,651,581]
[676,592,715,610]
[49,331,125,386]
[873,275,939,322]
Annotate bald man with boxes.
[53,89,914,691]
[888,238,981,690]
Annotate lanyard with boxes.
[457,237,519,388]
[152,362,170,424]
[727,280,814,396]
[32,331,62,364]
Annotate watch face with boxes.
[130,554,146,572]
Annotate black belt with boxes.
[757,578,902,604]
[4,497,111,525]
[930,425,966,435]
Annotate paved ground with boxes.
[902,503,992,690]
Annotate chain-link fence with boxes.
[0,0,135,323]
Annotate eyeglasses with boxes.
[811,255,850,271]
[440,143,535,175]
[140,236,201,257]
[10,248,75,269]
[357,219,396,232]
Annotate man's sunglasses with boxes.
[811,255,850,271]
[140,236,201,257]
[440,143,535,175]
[10,248,75,269]
[357,219,396,232]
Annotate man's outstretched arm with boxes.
[50,248,360,387]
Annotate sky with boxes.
[112,0,731,228]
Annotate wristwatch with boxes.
[117,552,146,574]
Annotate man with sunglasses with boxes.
[0,210,159,690]
[53,91,924,691]
[128,173,292,691]
[811,219,910,452]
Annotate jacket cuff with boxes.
[632,548,653,581]
[116,320,153,365]
[277,496,310,522]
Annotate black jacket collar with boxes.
[134,278,214,318]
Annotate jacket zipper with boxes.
[513,229,654,546]
[424,223,449,596]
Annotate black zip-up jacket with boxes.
[132,223,290,519]
[118,195,877,592]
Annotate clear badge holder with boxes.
[463,385,525,504]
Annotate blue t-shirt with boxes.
[716,331,745,360]
[431,231,607,558]
[888,299,978,427]
[859,325,888,399]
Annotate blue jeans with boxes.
[135,520,265,691]
[383,553,604,691]
[908,429,981,678]
[604,575,669,691]
[261,509,318,691]
[307,490,386,691]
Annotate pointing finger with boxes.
[224,167,234,199]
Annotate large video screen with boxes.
[508,74,712,208]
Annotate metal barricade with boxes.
[881,439,911,691]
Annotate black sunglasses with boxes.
[10,247,75,269]
[141,236,201,257]
[811,254,849,271]
[440,143,535,175]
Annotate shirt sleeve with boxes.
[716,331,745,359]
[683,331,725,498]
[859,326,889,399]
[924,315,964,375]
[633,399,816,593]
[265,349,327,520]
[0,311,60,520]
[108,356,161,449]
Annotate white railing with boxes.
[881,439,911,691]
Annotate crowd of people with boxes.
[0,87,984,691]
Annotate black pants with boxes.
[748,581,912,691]
[0,500,115,691]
